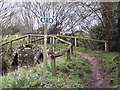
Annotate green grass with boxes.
[73,46,104,54]
[101,52,120,88]
[55,43,104,54]
[1,53,90,88]
[73,46,120,88]
[56,43,68,48]
[1,36,120,88]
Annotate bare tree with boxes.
[0,1,105,36]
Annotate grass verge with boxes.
[1,53,91,88]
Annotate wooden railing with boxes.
[55,35,108,52]
[1,34,108,76]
[49,36,73,76]
[28,34,108,52]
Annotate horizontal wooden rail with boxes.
[30,34,53,38]
[27,34,108,43]
[51,36,72,58]
[56,35,107,43]
[55,36,71,45]
[1,35,27,46]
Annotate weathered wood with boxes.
[67,49,70,61]
[67,44,72,49]
[30,34,53,37]
[71,45,73,55]
[56,35,106,43]
[1,34,107,47]
[75,37,77,47]
[55,36,71,45]
[52,51,66,58]
[43,24,47,80]
[53,36,55,52]
[52,43,72,58]
[51,57,56,76]
[27,35,30,43]
[30,34,107,43]
[105,41,108,52]
[50,37,52,44]
[1,35,27,46]
[29,34,44,37]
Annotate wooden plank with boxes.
[43,24,47,80]
[52,51,66,58]
[1,35,107,46]
[30,34,53,37]
[71,45,73,55]
[50,37,52,44]
[56,35,106,43]
[56,35,75,38]
[1,35,27,46]
[53,36,55,52]
[51,57,56,76]
[27,35,30,43]
[10,35,27,42]
[105,41,108,52]
[67,49,70,61]
[52,44,72,58]
[55,36,71,45]
[67,44,72,49]
[75,37,77,46]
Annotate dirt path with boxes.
[74,50,106,88]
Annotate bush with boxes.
[90,23,120,51]
[90,24,104,50]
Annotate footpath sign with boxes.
[40,17,54,80]
[40,17,54,24]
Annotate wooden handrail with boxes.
[1,35,27,46]
[56,35,107,43]
[29,34,108,43]
[54,36,71,45]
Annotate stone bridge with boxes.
[1,43,59,75]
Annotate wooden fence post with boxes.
[51,57,56,76]
[67,49,70,61]
[75,37,77,47]
[71,45,73,55]
[50,37,52,44]
[53,36,55,51]
[27,35,30,43]
[43,24,48,80]
[105,41,108,52]
[10,41,12,53]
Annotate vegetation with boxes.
[74,46,120,88]
[0,1,120,89]
[1,40,119,88]
[102,52,120,88]
[1,53,90,88]
[90,23,120,52]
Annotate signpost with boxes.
[40,17,53,80]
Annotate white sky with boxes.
[4,0,120,2]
